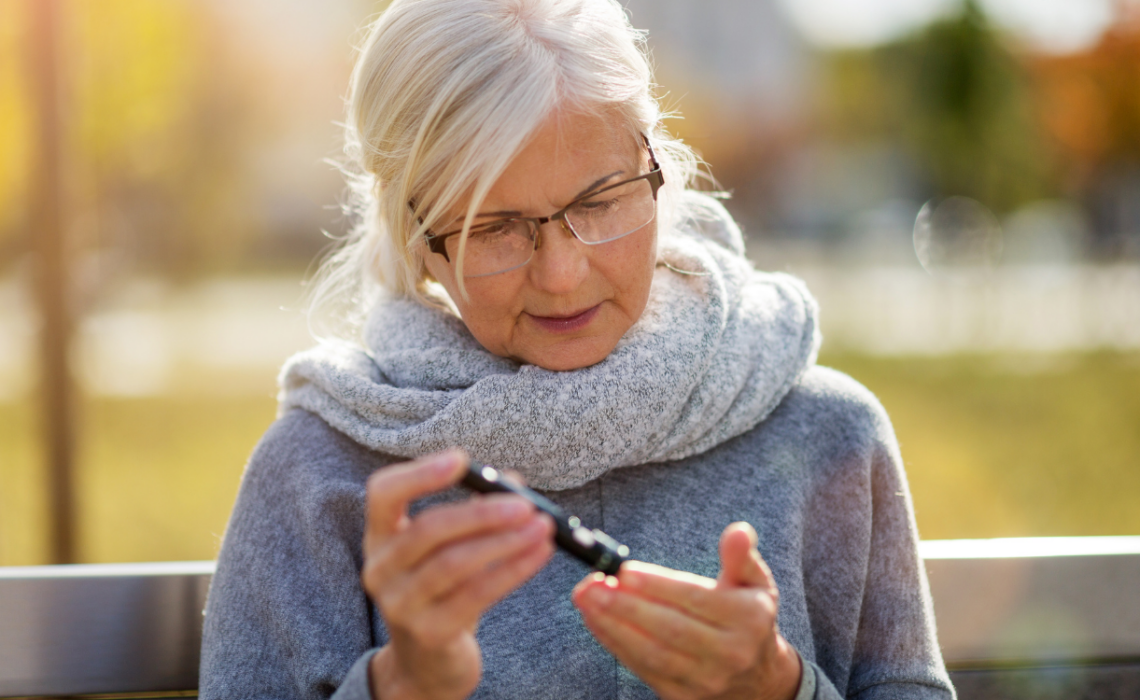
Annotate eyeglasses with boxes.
[421,141,664,277]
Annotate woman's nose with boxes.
[529,219,590,294]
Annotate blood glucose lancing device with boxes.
[460,463,630,576]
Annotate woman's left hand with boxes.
[572,522,802,700]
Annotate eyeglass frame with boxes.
[417,136,664,265]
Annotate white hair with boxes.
[308,0,708,337]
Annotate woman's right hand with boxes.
[362,449,555,700]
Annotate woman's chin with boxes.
[518,336,618,372]
[509,305,631,371]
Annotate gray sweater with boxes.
[200,365,955,699]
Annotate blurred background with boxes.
[1,0,1138,566]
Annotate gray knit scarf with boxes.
[279,195,820,491]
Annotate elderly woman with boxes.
[200,1,955,699]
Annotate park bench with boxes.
[2,537,1138,699]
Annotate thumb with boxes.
[717,522,772,589]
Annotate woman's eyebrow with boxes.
[472,169,628,219]
[574,169,626,199]
[471,209,523,219]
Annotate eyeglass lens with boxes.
[445,177,657,277]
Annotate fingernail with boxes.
[620,571,642,589]
[587,585,614,608]
[498,499,529,519]
[537,513,555,535]
[427,451,456,473]
[522,515,547,538]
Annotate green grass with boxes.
[824,352,1140,540]
[1,393,278,565]
[2,352,1139,565]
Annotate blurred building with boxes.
[622,0,812,120]
[621,0,821,247]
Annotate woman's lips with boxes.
[527,304,601,334]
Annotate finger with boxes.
[364,449,468,546]
[582,618,695,700]
[380,493,536,575]
[576,579,724,662]
[394,513,553,611]
[582,622,694,699]
[574,584,700,687]
[422,533,555,640]
[717,522,774,590]
[363,494,535,600]
[615,561,743,626]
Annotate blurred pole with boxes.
[29,0,76,564]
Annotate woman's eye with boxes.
[471,223,510,236]
[576,197,619,214]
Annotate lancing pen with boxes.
[460,463,630,576]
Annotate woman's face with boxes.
[423,110,657,371]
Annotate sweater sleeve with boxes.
[843,396,955,699]
[797,368,955,699]
[200,410,384,700]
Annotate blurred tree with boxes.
[0,0,33,265]
[820,0,1058,214]
[1029,11,1140,255]
[68,0,263,282]
[0,0,268,283]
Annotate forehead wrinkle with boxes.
[471,110,638,219]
